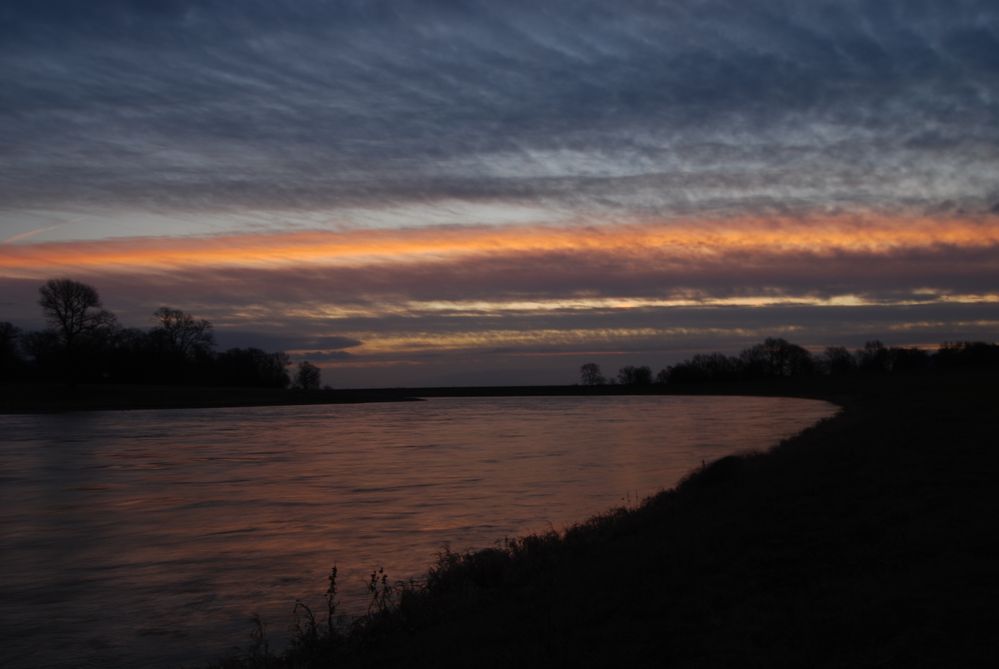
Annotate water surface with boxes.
[0,395,836,667]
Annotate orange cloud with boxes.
[1,214,997,278]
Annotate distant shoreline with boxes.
[0,376,865,414]
[0,383,425,414]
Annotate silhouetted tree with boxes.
[38,279,116,347]
[618,365,652,385]
[103,327,156,384]
[5,281,301,387]
[21,329,60,378]
[294,361,322,390]
[889,346,930,373]
[216,348,291,388]
[0,321,24,381]
[665,353,735,383]
[857,340,890,373]
[740,337,814,378]
[934,341,999,369]
[579,362,606,386]
[151,307,214,359]
[588,337,997,389]
[683,353,743,382]
[37,279,117,383]
[820,346,855,376]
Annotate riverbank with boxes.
[207,370,997,668]
[1,375,852,414]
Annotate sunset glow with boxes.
[2,2,997,386]
[3,215,997,276]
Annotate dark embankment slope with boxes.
[211,371,998,668]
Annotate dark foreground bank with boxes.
[202,371,997,668]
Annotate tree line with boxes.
[580,337,999,386]
[0,279,322,389]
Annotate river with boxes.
[0,395,836,667]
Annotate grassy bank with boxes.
[206,371,998,668]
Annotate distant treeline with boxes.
[582,337,999,386]
[0,279,320,388]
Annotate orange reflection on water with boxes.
[0,396,836,668]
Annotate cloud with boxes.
[1,1,997,223]
[3,1,998,384]
[213,330,361,352]
[4,212,996,377]
[3,215,997,312]
[294,350,356,362]
[3,213,997,270]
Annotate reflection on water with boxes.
[0,395,835,668]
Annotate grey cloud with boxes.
[1,1,997,217]
[212,330,361,352]
[9,260,997,341]
[294,350,356,362]
[170,245,999,304]
[11,239,992,327]
[347,301,999,350]
[308,335,363,349]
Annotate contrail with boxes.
[2,220,79,245]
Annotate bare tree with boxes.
[37,279,117,384]
[579,362,606,386]
[856,340,890,373]
[216,348,291,388]
[820,346,855,376]
[0,321,23,379]
[617,365,652,385]
[740,337,814,378]
[152,307,214,358]
[38,279,115,347]
[294,361,322,390]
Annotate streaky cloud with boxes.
[1,1,997,221]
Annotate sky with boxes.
[1,0,998,387]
